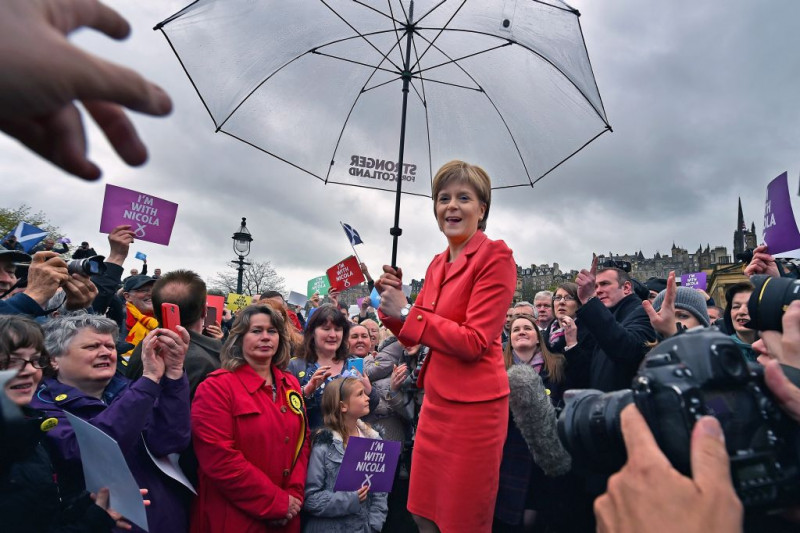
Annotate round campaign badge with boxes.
[55,394,68,402]
[298,371,306,378]
[287,390,304,416]
[40,417,59,432]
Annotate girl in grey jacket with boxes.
[303,377,389,533]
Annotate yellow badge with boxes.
[545,389,551,396]
[55,394,68,402]
[287,390,304,416]
[298,371,306,378]
[40,417,59,432]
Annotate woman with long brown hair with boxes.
[190,304,310,533]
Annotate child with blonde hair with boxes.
[303,376,388,532]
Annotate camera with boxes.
[558,328,800,510]
[601,259,631,273]
[67,255,106,276]
[747,274,800,332]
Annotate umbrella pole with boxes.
[390,1,415,269]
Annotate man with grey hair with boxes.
[534,291,555,331]
[513,301,534,317]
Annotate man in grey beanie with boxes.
[643,272,710,338]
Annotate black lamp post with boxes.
[231,217,253,294]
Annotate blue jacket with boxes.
[0,292,47,317]
[29,373,192,533]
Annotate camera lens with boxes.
[67,255,106,277]
[748,275,800,332]
[557,389,633,473]
[710,343,748,382]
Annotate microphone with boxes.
[507,364,572,476]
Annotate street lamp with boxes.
[231,217,253,294]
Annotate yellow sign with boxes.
[226,293,252,311]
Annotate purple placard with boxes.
[680,272,707,291]
[333,437,401,493]
[99,185,179,246]
[763,172,800,254]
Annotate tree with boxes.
[209,260,286,297]
[0,204,63,239]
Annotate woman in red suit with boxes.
[377,160,517,532]
[190,304,310,533]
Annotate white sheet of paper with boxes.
[63,411,149,532]
[287,291,308,307]
[144,444,196,495]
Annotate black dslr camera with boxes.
[558,329,800,510]
[748,274,800,332]
[67,255,106,276]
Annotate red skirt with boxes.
[408,386,509,532]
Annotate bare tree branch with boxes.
[209,260,286,296]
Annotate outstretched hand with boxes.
[0,0,173,180]
[642,271,679,337]
[575,254,598,304]
[594,405,743,533]
[744,244,780,278]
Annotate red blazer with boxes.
[381,230,516,403]
[190,365,310,533]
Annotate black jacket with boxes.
[1,426,114,533]
[576,294,657,392]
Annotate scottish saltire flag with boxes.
[3,222,48,252]
[342,223,364,246]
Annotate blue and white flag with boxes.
[3,222,48,252]
[342,223,364,246]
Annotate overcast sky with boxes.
[3,0,798,294]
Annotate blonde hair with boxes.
[431,160,492,231]
[221,305,291,371]
[503,314,565,384]
[321,377,369,447]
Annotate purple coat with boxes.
[29,373,192,533]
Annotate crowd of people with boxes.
[3,1,800,532]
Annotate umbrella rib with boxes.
[415,32,534,184]
[409,30,435,187]
[530,127,611,185]
[415,41,513,77]
[386,0,405,67]
[417,27,609,126]
[362,76,403,93]
[410,76,482,92]
[414,0,450,26]
[318,0,403,72]
[221,131,325,182]
[351,0,402,25]
[156,29,219,129]
[410,0,468,72]
[312,51,399,75]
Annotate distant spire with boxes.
[751,221,756,233]
[738,197,746,231]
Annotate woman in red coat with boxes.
[190,304,310,533]
[377,160,517,532]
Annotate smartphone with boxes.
[347,358,364,374]
[161,303,181,333]
[204,306,218,328]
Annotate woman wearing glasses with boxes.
[547,282,595,391]
[0,315,128,532]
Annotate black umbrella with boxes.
[157,0,610,265]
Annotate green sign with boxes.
[307,275,331,298]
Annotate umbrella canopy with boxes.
[157,0,610,262]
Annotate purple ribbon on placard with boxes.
[99,184,179,246]
[333,437,401,493]
[763,172,800,255]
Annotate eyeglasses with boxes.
[553,295,576,302]
[4,355,49,371]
